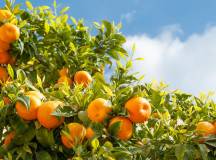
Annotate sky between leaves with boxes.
[0,0,216,98]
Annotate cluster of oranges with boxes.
[3,87,152,149]
[57,68,93,87]
[61,96,152,148]
[0,9,20,82]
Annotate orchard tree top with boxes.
[0,0,215,159]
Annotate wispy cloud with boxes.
[121,10,136,23]
[124,25,216,97]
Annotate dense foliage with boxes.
[0,1,215,159]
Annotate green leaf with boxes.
[60,7,70,14]
[36,128,55,147]
[36,75,43,89]
[16,69,26,82]
[198,144,208,160]
[44,21,50,34]
[70,16,77,25]
[51,106,76,117]
[7,64,14,80]
[102,20,112,36]
[132,43,136,53]
[69,42,77,53]
[78,111,89,123]
[135,57,145,61]
[16,95,30,110]
[25,1,33,10]
[53,0,57,9]
[175,144,186,160]
[91,138,100,151]
[108,121,121,137]
[36,151,52,160]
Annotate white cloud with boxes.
[124,25,216,98]
[121,11,136,23]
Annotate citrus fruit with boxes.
[87,98,111,123]
[57,76,73,86]
[25,90,45,100]
[0,51,11,64]
[0,67,9,82]
[3,131,15,148]
[196,121,215,136]
[0,10,12,21]
[85,127,95,139]
[59,67,69,76]
[74,71,92,87]
[15,93,42,121]
[109,116,133,140]
[37,101,65,129]
[125,97,151,123]
[61,123,86,148]
[0,23,20,43]
[0,40,10,52]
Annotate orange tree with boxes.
[0,0,216,159]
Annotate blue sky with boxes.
[1,0,216,97]
[1,0,216,37]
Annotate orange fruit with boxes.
[37,101,65,129]
[0,40,10,52]
[0,51,11,64]
[74,71,92,87]
[85,127,95,139]
[0,23,20,43]
[15,94,42,121]
[59,67,69,76]
[0,10,12,21]
[0,66,9,82]
[87,98,111,123]
[61,123,86,148]
[196,121,215,136]
[125,97,151,123]
[214,122,216,131]
[25,91,45,100]
[8,56,16,65]
[214,122,216,134]
[57,76,73,86]
[3,131,15,148]
[3,96,11,105]
[109,116,133,140]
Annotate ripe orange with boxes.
[109,117,133,140]
[37,101,65,129]
[3,131,15,148]
[0,51,11,64]
[87,98,111,123]
[57,76,73,86]
[3,96,11,105]
[85,127,95,139]
[0,23,20,43]
[61,123,86,148]
[74,71,92,87]
[214,122,216,131]
[0,40,10,52]
[8,56,16,65]
[59,67,69,76]
[196,121,215,136]
[15,94,42,121]
[0,67,8,82]
[0,10,12,21]
[125,97,151,123]
[25,91,45,100]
